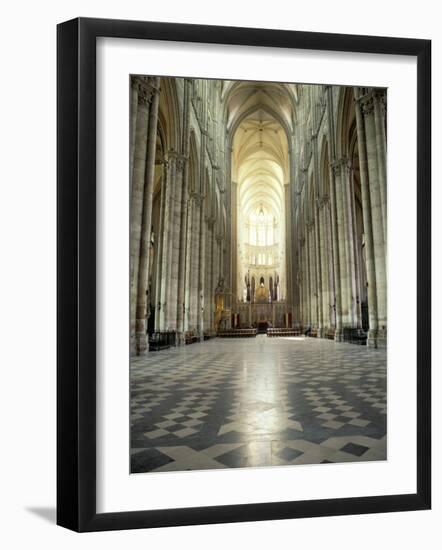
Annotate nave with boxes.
[130,78,388,354]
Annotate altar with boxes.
[235,301,291,329]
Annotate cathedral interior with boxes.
[130,76,387,472]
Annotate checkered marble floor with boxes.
[131,336,386,473]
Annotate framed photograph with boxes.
[57,17,431,532]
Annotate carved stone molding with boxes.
[190,191,203,206]
[331,157,351,177]
[318,195,330,208]
[330,160,341,177]
[137,85,153,106]
[360,95,375,117]
[164,151,187,172]
[134,76,159,106]
[374,90,387,118]
[159,157,169,170]
[176,158,186,172]
[175,154,188,172]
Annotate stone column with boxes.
[203,218,213,330]
[374,89,387,246]
[329,163,343,340]
[307,222,317,326]
[318,197,330,336]
[209,219,216,330]
[341,161,354,327]
[224,161,232,296]
[213,233,221,328]
[158,156,175,331]
[176,173,189,341]
[314,201,324,335]
[304,230,311,326]
[348,166,363,329]
[231,179,238,302]
[284,185,293,319]
[303,237,309,326]
[135,77,161,353]
[197,197,206,339]
[359,91,388,346]
[342,160,359,327]
[130,77,152,352]
[183,197,194,332]
[323,199,335,329]
[297,242,304,325]
[164,157,178,329]
[332,160,353,329]
[154,159,167,331]
[362,94,386,244]
[167,155,186,330]
[190,195,202,330]
[130,77,139,187]
[218,234,224,277]
[354,91,378,345]
[292,240,300,324]
[289,142,299,322]
[311,134,323,334]
[175,80,192,343]
[362,94,387,346]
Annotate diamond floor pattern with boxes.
[131,336,387,472]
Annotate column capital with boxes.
[374,89,387,117]
[190,191,203,206]
[373,88,387,100]
[318,195,330,208]
[176,156,188,172]
[167,151,188,171]
[134,76,160,105]
[359,94,375,117]
[330,157,351,176]
[159,156,169,169]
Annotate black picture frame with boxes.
[57,17,431,532]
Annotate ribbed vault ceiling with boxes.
[227,82,294,233]
[226,81,296,297]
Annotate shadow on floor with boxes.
[26,506,56,524]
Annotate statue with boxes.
[215,277,225,294]
[274,273,279,301]
[256,276,268,303]
[146,226,155,315]
[245,272,251,302]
